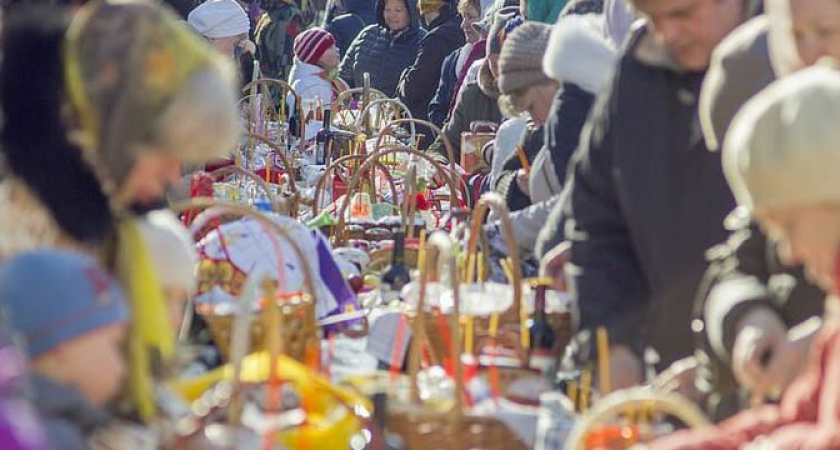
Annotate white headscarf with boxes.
[188,0,250,39]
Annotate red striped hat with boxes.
[293,28,336,65]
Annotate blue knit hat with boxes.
[0,251,129,359]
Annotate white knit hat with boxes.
[138,210,199,293]
[188,0,250,39]
[724,63,840,214]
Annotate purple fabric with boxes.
[0,345,45,450]
[312,231,363,333]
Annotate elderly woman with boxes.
[338,0,424,97]
[188,0,255,60]
[0,0,238,420]
[652,64,840,450]
[677,0,840,415]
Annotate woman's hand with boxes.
[515,168,531,197]
[540,241,571,291]
[732,309,818,400]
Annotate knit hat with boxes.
[485,7,521,55]
[188,0,250,39]
[724,63,840,214]
[138,211,199,293]
[293,28,336,65]
[497,22,552,94]
[418,0,445,15]
[0,251,129,359]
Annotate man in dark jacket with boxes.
[325,0,377,58]
[338,0,424,97]
[547,0,746,388]
[398,0,465,125]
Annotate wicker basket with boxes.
[333,144,461,246]
[311,153,399,218]
[240,78,304,140]
[385,233,528,450]
[172,199,319,364]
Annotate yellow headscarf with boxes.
[63,0,227,192]
[62,0,230,420]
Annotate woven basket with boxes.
[172,199,319,364]
[311,153,399,218]
[333,144,461,246]
[386,233,528,450]
[241,133,301,218]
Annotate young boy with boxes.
[0,250,129,450]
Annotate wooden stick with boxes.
[597,327,611,395]
[515,145,530,173]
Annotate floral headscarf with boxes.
[64,0,237,193]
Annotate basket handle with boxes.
[170,198,320,422]
[465,193,524,352]
[409,232,465,422]
[311,154,399,217]
[243,133,301,218]
[373,118,457,173]
[329,87,388,131]
[209,165,278,213]
[241,78,305,140]
[333,145,459,246]
[354,98,416,143]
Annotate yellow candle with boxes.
[464,316,474,355]
[580,368,592,412]
[597,327,611,395]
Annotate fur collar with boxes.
[543,14,620,94]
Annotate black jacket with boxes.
[398,6,465,122]
[556,28,736,367]
[545,83,595,187]
[338,0,424,97]
[326,0,377,58]
[428,46,463,128]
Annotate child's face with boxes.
[318,45,340,70]
[54,323,128,406]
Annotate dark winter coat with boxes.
[397,6,466,122]
[428,46,464,128]
[325,0,378,58]
[693,213,825,420]
[427,62,503,163]
[553,27,737,367]
[338,0,424,97]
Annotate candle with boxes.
[515,145,530,173]
[597,327,611,395]
[464,316,474,355]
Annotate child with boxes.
[138,211,198,334]
[287,27,349,118]
[0,250,129,450]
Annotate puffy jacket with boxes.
[338,0,424,97]
[287,60,349,109]
[325,0,377,58]
[398,5,466,122]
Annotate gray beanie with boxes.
[724,63,840,215]
[497,22,552,95]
